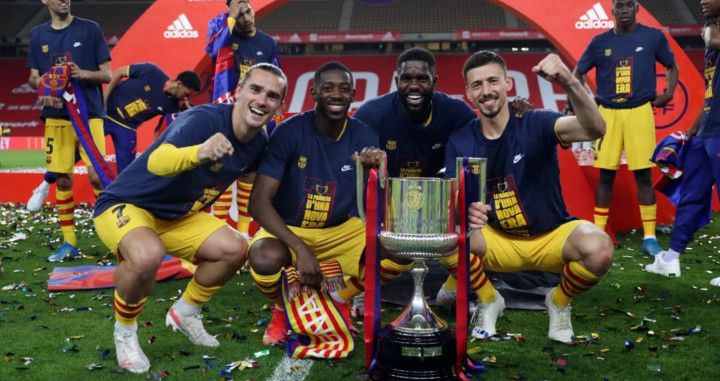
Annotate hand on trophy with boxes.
[295,244,324,288]
[352,146,386,169]
[467,201,492,229]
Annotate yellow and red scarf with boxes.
[281,260,354,359]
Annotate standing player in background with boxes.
[247,62,381,346]
[207,0,281,236]
[93,63,287,373]
[27,0,111,261]
[646,4,720,279]
[573,0,678,256]
[26,64,201,211]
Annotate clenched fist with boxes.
[198,132,234,162]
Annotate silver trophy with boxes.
[375,176,460,380]
[360,157,486,380]
[379,177,458,333]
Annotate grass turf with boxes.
[0,150,45,170]
[1,203,720,380]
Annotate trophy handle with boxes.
[356,151,388,223]
[455,157,487,237]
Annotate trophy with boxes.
[359,157,486,380]
[375,177,459,380]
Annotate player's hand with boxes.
[227,0,243,19]
[295,246,324,288]
[68,62,90,81]
[532,54,573,87]
[198,132,234,162]
[351,147,385,169]
[509,96,535,118]
[652,92,673,108]
[467,202,492,230]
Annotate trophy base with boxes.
[378,325,457,380]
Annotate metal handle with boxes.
[356,152,388,223]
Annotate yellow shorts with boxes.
[45,117,106,174]
[251,217,365,278]
[480,220,585,273]
[93,204,227,262]
[594,104,656,170]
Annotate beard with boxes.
[477,97,504,118]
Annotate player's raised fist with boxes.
[198,132,234,162]
[532,54,573,87]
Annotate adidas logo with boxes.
[164,14,198,39]
[575,2,615,30]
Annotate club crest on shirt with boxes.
[470,164,482,175]
[210,162,223,172]
[298,156,307,168]
[386,140,397,150]
[144,85,151,92]
[605,49,611,56]
[42,45,49,53]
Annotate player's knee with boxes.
[580,232,614,275]
[217,235,248,269]
[127,242,166,277]
[248,239,288,275]
[56,174,72,190]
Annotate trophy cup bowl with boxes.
[377,177,459,380]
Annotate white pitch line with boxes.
[268,356,313,381]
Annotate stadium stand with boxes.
[348,0,506,33]
[0,3,42,37]
[71,1,152,35]
[255,0,343,32]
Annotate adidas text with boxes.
[575,19,614,29]
[164,29,199,38]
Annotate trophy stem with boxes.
[390,259,448,333]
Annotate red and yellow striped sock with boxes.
[114,290,147,327]
[437,253,458,291]
[639,204,657,237]
[553,262,602,306]
[213,185,235,228]
[250,267,282,305]
[237,180,252,234]
[56,189,76,246]
[182,277,222,306]
[441,253,496,303]
[593,206,609,231]
[335,259,414,302]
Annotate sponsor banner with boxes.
[267,31,401,44]
[0,136,44,150]
[456,29,545,41]
[456,25,701,41]
[665,25,703,37]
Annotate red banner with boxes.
[268,31,401,44]
[0,59,44,137]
